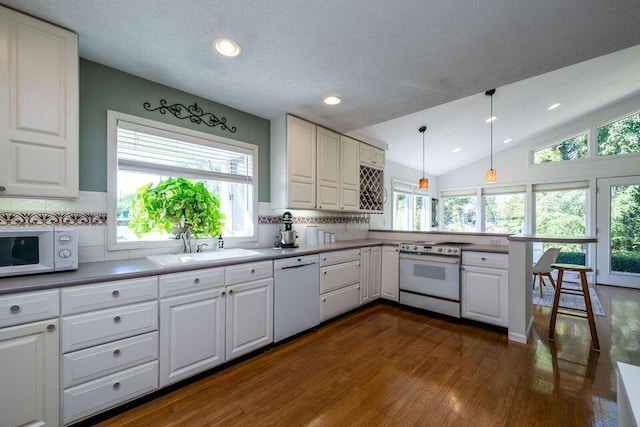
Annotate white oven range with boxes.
[398,241,471,318]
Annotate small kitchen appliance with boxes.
[0,226,78,277]
[275,211,298,248]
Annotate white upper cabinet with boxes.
[271,115,316,209]
[316,127,340,210]
[340,136,360,211]
[0,6,79,198]
[359,142,385,169]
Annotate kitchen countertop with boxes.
[0,239,508,295]
[508,233,597,243]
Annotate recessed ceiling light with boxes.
[452,148,462,153]
[214,38,241,57]
[547,102,562,110]
[504,138,513,144]
[324,96,341,105]
[485,115,497,123]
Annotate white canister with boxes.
[318,230,325,244]
[330,233,336,243]
[306,226,318,244]
[324,233,331,244]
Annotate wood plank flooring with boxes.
[96,285,640,426]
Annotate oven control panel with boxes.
[399,243,461,255]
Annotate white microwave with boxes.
[0,226,78,278]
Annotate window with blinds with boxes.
[107,111,258,250]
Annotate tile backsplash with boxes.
[0,193,372,263]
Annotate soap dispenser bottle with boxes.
[217,235,224,250]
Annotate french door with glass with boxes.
[596,176,640,288]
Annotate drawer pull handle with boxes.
[114,316,122,323]
[251,268,255,273]
[113,382,121,390]
[10,305,20,313]
[46,324,56,331]
[0,185,5,192]
[194,278,200,284]
[322,298,326,302]
[229,289,234,294]
[481,257,486,261]
[323,257,327,261]
[112,290,120,297]
[323,271,327,275]
[221,291,226,297]
[113,349,121,356]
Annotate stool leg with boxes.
[580,272,600,351]
[549,269,564,341]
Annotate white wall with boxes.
[370,160,438,229]
[438,93,640,189]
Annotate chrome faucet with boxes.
[181,227,192,253]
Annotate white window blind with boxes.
[482,185,526,195]
[532,181,589,192]
[117,121,253,185]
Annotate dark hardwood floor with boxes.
[97,285,640,426]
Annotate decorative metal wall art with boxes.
[143,99,237,133]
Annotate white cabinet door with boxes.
[159,289,226,387]
[370,246,382,300]
[320,284,360,322]
[340,136,360,211]
[226,278,273,361]
[0,6,78,198]
[317,127,340,210]
[0,319,59,427]
[360,247,371,304]
[381,246,399,301]
[286,115,316,208]
[461,266,508,327]
[373,148,385,168]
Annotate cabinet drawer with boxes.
[63,361,158,425]
[320,283,360,321]
[0,289,59,328]
[159,267,224,298]
[63,331,158,388]
[62,276,158,315]
[225,261,272,285]
[320,260,360,293]
[462,252,508,269]
[320,249,361,266]
[62,301,158,353]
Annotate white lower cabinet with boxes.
[63,361,158,424]
[461,252,509,327]
[159,289,226,387]
[60,277,160,425]
[226,278,273,360]
[320,249,361,321]
[381,246,399,301]
[360,246,382,304]
[0,318,59,427]
[321,284,361,321]
[159,261,273,387]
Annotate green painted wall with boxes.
[79,59,271,201]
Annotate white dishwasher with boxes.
[273,254,320,342]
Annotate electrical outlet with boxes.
[489,239,501,246]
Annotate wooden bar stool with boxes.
[548,263,600,351]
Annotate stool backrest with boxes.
[532,247,561,274]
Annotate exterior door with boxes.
[596,176,640,288]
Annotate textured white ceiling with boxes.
[2,0,640,175]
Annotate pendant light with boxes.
[418,125,428,189]
[485,88,497,183]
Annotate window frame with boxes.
[530,130,590,165]
[440,189,477,232]
[482,185,526,234]
[391,179,430,231]
[106,110,259,251]
[596,109,640,158]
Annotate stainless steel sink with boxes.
[147,248,261,267]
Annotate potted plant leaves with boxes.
[128,177,225,239]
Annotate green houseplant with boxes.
[128,177,225,238]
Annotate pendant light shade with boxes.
[485,89,497,183]
[418,125,428,189]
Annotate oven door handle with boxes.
[399,253,460,264]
